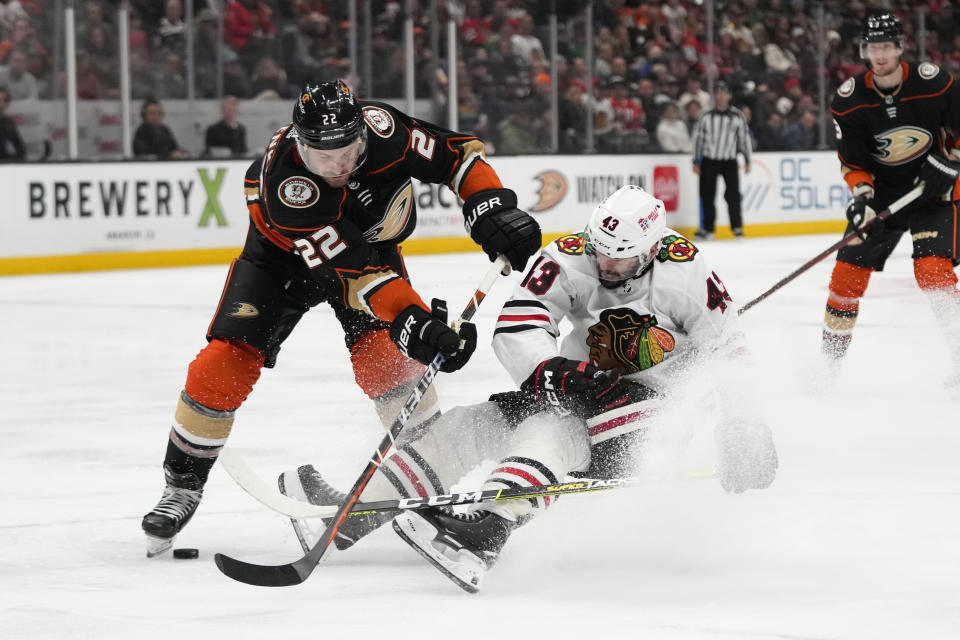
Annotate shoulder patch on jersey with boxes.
[363,106,395,138]
[837,77,855,98]
[587,308,676,375]
[278,176,320,208]
[656,234,698,263]
[919,62,940,79]
[554,232,586,255]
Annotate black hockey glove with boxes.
[463,188,542,272]
[917,153,960,201]
[845,185,883,243]
[520,357,618,418]
[390,299,477,373]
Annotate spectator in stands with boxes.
[77,0,115,58]
[460,0,490,53]
[223,0,276,66]
[679,75,711,113]
[250,56,291,99]
[1,49,37,100]
[607,76,646,151]
[129,47,155,100]
[133,98,185,160]
[2,17,48,94]
[780,108,818,151]
[656,101,692,153]
[192,9,221,99]
[221,50,252,99]
[155,0,186,55]
[279,11,329,89]
[86,24,118,98]
[204,95,247,158]
[684,99,702,128]
[558,79,586,154]
[71,51,103,100]
[755,110,785,151]
[153,51,187,99]
[635,77,659,134]
[497,100,545,155]
[511,13,544,66]
[0,87,25,161]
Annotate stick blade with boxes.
[214,552,308,587]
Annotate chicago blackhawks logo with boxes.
[529,170,568,212]
[278,177,320,208]
[657,234,698,263]
[554,233,586,255]
[587,309,676,374]
[872,126,932,166]
[363,106,395,138]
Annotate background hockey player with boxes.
[822,13,960,387]
[141,80,542,557]
[284,186,777,592]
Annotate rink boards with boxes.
[0,151,849,274]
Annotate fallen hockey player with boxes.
[281,185,778,592]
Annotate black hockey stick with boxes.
[737,184,924,315]
[214,255,511,586]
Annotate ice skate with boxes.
[693,229,714,241]
[393,508,515,593]
[278,464,393,552]
[142,466,203,557]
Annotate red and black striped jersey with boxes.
[831,61,960,201]
[241,100,503,323]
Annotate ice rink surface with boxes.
[2,234,959,640]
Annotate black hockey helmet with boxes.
[860,12,905,57]
[292,80,368,177]
[293,80,366,149]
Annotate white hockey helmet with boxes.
[584,185,666,288]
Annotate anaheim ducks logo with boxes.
[228,302,259,318]
[837,77,855,98]
[919,62,940,79]
[529,170,567,212]
[363,106,395,138]
[364,180,413,242]
[587,308,676,375]
[872,126,933,166]
[278,176,320,208]
[554,233,586,255]
[656,234,698,263]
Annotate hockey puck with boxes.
[173,548,199,559]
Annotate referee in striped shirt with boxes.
[692,81,752,239]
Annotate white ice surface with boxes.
[2,236,959,640]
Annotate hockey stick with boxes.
[737,184,924,315]
[214,255,511,586]
[219,449,713,520]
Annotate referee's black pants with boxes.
[699,158,742,232]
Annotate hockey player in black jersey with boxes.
[822,13,960,386]
[141,80,542,557]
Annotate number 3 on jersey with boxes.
[706,270,732,312]
[295,226,348,268]
[521,256,560,295]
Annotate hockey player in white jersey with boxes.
[281,185,777,592]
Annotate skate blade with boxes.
[393,514,485,594]
[145,534,173,558]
